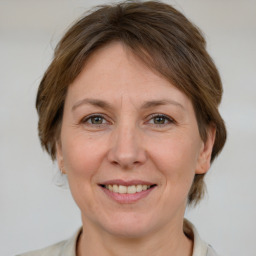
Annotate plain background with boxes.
[1,0,255,255]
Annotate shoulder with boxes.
[16,240,66,256]
[17,227,82,256]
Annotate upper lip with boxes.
[99,179,156,186]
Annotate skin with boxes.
[56,42,215,256]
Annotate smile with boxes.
[102,184,155,194]
[99,180,157,203]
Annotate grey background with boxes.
[1,0,255,255]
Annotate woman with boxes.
[19,1,226,255]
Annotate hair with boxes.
[36,0,227,205]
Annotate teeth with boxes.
[104,184,153,194]
[113,185,118,193]
[136,184,142,192]
[119,185,127,194]
[127,185,136,194]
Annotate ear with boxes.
[196,125,216,174]
[56,141,66,174]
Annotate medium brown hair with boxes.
[36,0,227,205]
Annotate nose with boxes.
[107,123,147,170]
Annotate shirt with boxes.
[17,219,220,256]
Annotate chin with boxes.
[99,212,158,238]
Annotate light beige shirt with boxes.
[17,220,219,256]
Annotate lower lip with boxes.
[100,186,156,204]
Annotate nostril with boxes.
[112,161,119,166]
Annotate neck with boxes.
[77,217,193,256]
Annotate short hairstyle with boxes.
[36,0,227,205]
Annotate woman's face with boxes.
[57,42,214,237]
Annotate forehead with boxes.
[67,41,191,109]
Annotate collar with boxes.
[184,219,209,256]
[62,219,209,256]
[60,227,82,256]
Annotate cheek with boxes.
[60,133,108,210]
[61,132,106,179]
[148,134,200,185]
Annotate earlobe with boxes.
[196,125,216,174]
[56,141,66,174]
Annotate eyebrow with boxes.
[141,99,185,110]
[72,98,185,111]
[72,98,113,111]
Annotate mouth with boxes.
[98,180,157,203]
[100,184,156,194]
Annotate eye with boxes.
[81,114,108,126]
[88,116,105,124]
[147,114,175,126]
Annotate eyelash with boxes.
[80,113,175,128]
[146,113,175,127]
[81,114,109,127]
